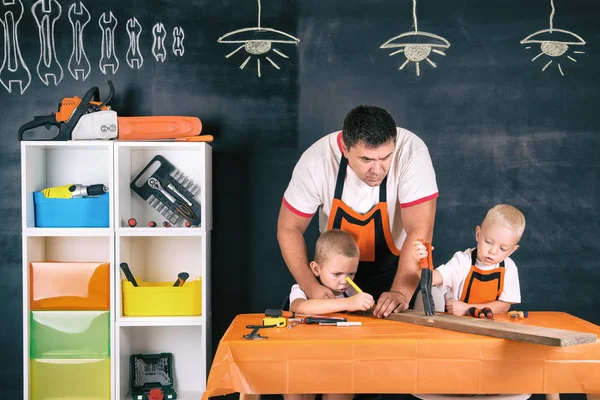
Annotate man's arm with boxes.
[277,201,335,299]
[373,198,437,318]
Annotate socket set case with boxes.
[130,155,201,226]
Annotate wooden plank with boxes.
[387,310,597,347]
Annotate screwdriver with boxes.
[173,272,189,287]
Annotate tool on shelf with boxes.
[130,353,177,400]
[120,262,138,287]
[173,272,189,287]
[18,80,209,142]
[131,155,201,226]
[41,183,108,199]
[417,239,435,316]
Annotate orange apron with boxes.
[459,249,505,304]
[326,155,400,300]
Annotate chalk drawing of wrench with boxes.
[98,11,119,74]
[68,1,91,81]
[31,0,63,86]
[0,0,32,94]
[172,26,185,57]
[152,22,167,62]
[126,17,143,69]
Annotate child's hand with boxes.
[412,241,434,264]
[347,292,375,311]
[445,299,469,316]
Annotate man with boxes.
[278,105,438,318]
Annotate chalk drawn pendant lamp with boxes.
[217,0,300,78]
[520,0,585,76]
[380,0,450,77]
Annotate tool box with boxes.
[130,353,177,400]
[33,191,110,227]
[122,277,202,316]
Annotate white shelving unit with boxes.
[22,141,212,400]
[21,141,115,400]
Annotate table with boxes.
[202,312,600,400]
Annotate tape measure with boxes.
[263,317,287,327]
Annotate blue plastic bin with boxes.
[33,192,110,228]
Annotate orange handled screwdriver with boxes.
[173,272,189,287]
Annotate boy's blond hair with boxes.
[314,229,359,264]
[482,204,526,239]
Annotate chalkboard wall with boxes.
[1,0,599,397]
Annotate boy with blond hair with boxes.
[414,204,526,316]
[287,229,374,400]
[288,229,375,315]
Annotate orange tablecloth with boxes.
[203,312,600,399]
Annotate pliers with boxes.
[418,240,435,316]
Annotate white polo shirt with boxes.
[283,128,439,249]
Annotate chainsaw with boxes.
[18,81,212,142]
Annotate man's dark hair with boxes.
[342,105,397,149]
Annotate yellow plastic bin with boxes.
[30,358,110,400]
[122,277,202,316]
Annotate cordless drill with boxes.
[41,184,108,199]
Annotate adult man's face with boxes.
[342,139,395,187]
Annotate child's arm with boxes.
[413,241,443,286]
[291,292,375,315]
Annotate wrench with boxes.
[67,1,90,81]
[0,0,31,94]
[152,22,167,62]
[126,17,143,69]
[98,11,119,74]
[172,26,184,57]
[31,0,63,86]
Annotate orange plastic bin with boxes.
[30,262,110,310]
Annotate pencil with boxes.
[345,276,363,293]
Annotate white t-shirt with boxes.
[289,283,358,306]
[437,248,521,304]
[283,129,439,249]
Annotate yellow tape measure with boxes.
[263,317,287,327]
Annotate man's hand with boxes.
[445,299,469,316]
[303,281,335,300]
[346,292,375,312]
[372,290,409,318]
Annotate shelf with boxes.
[24,228,113,237]
[117,227,206,236]
[117,326,207,399]
[21,141,114,230]
[127,391,203,400]
[25,236,113,263]
[117,316,204,327]
[114,143,211,231]
[21,141,113,150]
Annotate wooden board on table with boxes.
[387,310,597,347]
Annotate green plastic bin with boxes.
[30,311,110,359]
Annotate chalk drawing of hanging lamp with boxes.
[380,0,450,76]
[218,0,300,78]
[520,0,585,76]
